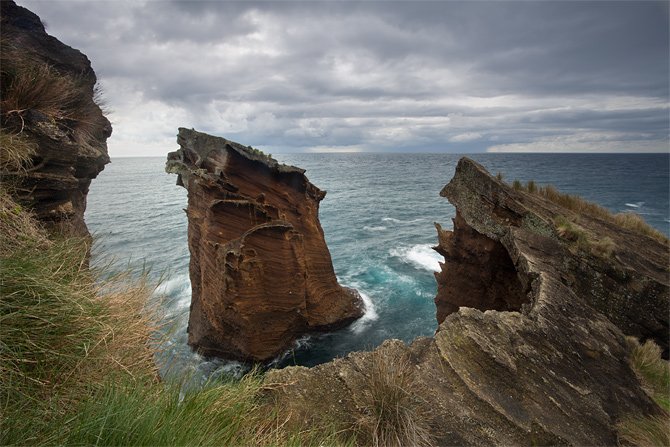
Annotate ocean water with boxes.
[86,153,669,380]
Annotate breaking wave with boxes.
[389,244,443,272]
[349,289,379,334]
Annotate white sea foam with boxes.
[382,217,424,224]
[268,335,313,367]
[363,225,387,232]
[155,273,190,298]
[154,274,191,317]
[350,290,378,334]
[625,202,644,208]
[389,244,443,272]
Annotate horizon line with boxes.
[109,151,670,159]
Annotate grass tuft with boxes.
[618,338,670,446]
[0,188,351,446]
[354,349,433,447]
[627,338,670,411]
[0,130,37,174]
[618,415,670,447]
[0,38,108,154]
[526,180,537,194]
[0,188,50,255]
[553,215,587,244]
[553,215,616,258]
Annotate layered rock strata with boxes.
[0,1,111,238]
[437,158,669,355]
[266,157,668,445]
[166,128,363,362]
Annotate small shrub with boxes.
[354,350,433,447]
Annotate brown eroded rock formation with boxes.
[166,128,363,362]
[0,0,111,238]
[266,157,668,445]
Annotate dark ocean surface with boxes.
[86,153,669,382]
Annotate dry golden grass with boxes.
[0,187,50,255]
[618,338,670,446]
[0,130,37,174]
[589,236,616,258]
[0,38,108,153]
[0,188,158,416]
[1,189,351,446]
[64,274,161,394]
[354,349,433,447]
[627,338,670,408]
[512,181,668,244]
[618,415,670,447]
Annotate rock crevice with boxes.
[434,211,528,323]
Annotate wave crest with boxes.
[389,244,443,272]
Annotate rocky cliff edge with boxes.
[266,157,668,446]
[0,0,111,238]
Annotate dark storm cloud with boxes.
[18,0,669,155]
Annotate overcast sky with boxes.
[19,0,670,157]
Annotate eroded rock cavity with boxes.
[166,128,363,362]
[434,211,527,323]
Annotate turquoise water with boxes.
[86,153,669,379]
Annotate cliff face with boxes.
[0,1,111,238]
[266,158,668,445]
[167,128,363,362]
[437,158,669,356]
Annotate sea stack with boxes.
[166,128,364,362]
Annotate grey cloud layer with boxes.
[21,0,669,155]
